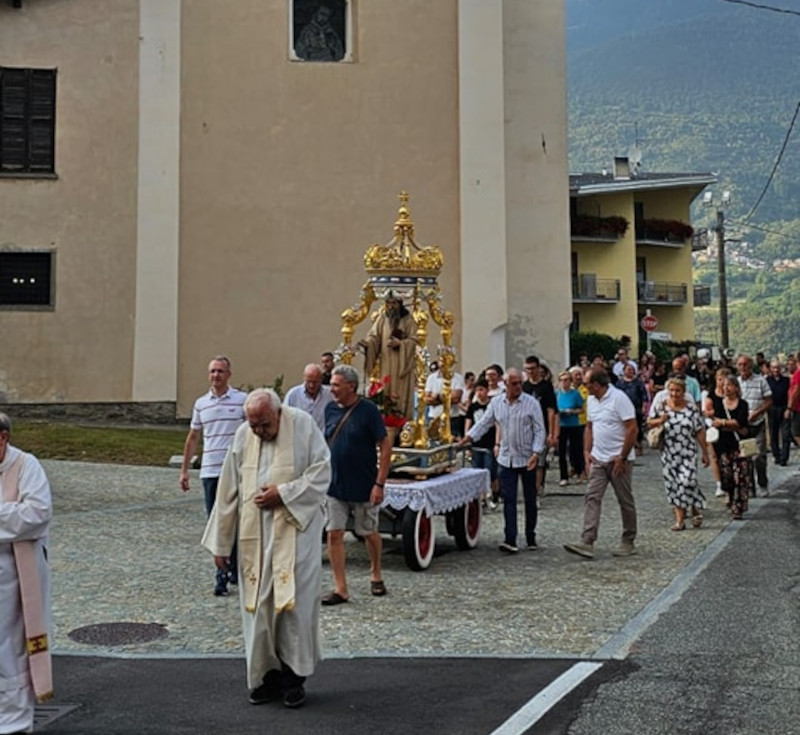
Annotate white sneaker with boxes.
[558,479,569,487]
[715,487,726,498]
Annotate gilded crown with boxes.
[363,192,444,279]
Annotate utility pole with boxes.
[715,208,729,350]
[703,190,731,352]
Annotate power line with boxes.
[731,220,796,239]
[742,100,800,223]
[718,0,800,16]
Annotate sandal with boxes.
[370,580,387,597]
[692,514,703,528]
[321,591,349,606]
[670,523,686,531]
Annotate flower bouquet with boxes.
[367,376,406,428]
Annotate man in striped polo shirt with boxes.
[180,355,247,596]
[460,367,546,554]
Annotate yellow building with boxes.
[0,0,571,419]
[570,159,715,357]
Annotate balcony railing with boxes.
[573,276,621,302]
[692,228,710,252]
[635,218,694,246]
[637,281,687,305]
[694,284,712,306]
[570,214,629,242]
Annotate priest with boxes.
[0,412,53,734]
[202,389,330,709]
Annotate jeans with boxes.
[202,476,238,585]
[748,422,768,489]
[559,425,585,480]
[471,447,498,482]
[767,406,791,465]
[498,465,538,546]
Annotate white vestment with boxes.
[0,446,52,735]
[201,408,330,688]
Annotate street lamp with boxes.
[702,190,731,351]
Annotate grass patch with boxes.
[12,421,189,467]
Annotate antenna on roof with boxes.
[627,145,642,176]
[627,122,643,177]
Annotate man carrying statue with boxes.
[359,292,417,419]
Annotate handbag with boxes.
[646,423,664,450]
[705,426,719,444]
[738,437,759,457]
[724,404,758,457]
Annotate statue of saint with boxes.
[295,5,345,62]
[359,294,417,420]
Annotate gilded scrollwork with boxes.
[337,282,375,365]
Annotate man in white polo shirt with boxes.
[564,367,638,560]
[179,355,247,596]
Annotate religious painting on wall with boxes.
[291,0,348,62]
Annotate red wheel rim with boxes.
[418,513,432,558]
[466,500,480,539]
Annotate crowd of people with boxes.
[3,335,799,725]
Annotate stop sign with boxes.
[641,314,659,332]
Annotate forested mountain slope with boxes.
[567,0,800,353]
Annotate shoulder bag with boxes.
[646,410,665,450]
[327,398,360,447]
[725,404,758,457]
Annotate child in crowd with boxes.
[465,379,500,509]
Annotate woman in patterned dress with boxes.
[646,377,710,530]
[708,376,753,519]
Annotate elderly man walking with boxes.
[284,363,334,433]
[461,368,546,554]
[736,354,773,493]
[323,365,392,604]
[202,389,331,709]
[564,367,638,560]
[0,413,54,734]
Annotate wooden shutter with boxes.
[28,70,56,172]
[0,67,56,173]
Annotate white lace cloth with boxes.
[382,468,490,517]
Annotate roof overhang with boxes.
[570,174,717,198]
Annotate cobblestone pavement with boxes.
[45,450,797,660]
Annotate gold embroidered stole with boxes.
[239,412,298,613]
[3,454,53,702]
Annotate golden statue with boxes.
[336,193,457,449]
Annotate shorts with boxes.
[326,497,380,536]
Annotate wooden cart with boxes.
[380,467,489,570]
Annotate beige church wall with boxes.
[501,0,571,374]
[177,0,461,415]
[0,0,140,403]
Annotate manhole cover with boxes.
[67,622,168,646]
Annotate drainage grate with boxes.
[35,702,81,728]
[67,622,168,646]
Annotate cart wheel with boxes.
[452,498,482,550]
[401,508,435,571]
